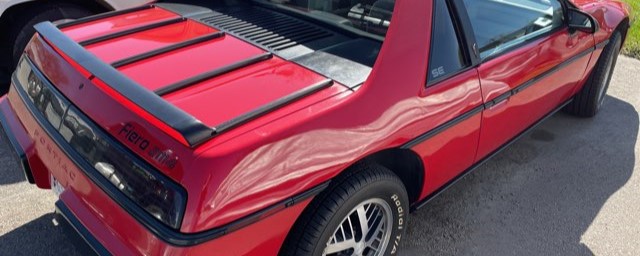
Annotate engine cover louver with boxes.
[198,7,335,58]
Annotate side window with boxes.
[428,0,468,84]
[462,0,564,59]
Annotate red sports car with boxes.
[0,0,631,255]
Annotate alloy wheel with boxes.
[323,199,393,256]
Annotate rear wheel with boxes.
[281,164,409,256]
[564,31,622,117]
[1,3,93,94]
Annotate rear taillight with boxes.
[15,57,187,229]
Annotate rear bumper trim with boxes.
[55,201,112,256]
[0,104,34,184]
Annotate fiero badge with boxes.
[118,123,178,170]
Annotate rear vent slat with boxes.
[216,19,245,26]
[269,31,327,49]
[225,23,256,30]
[209,15,235,21]
[198,7,334,53]
[244,20,309,36]
[235,26,265,34]
[249,22,300,35]
[256,20,298,31]
[258,28,317,44]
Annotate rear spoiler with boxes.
[34,18,333,147]
[34,21,215,147]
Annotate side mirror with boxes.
[567,8,598,34]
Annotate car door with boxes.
[408,0,484,199]
[459,0,595,160]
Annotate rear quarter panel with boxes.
[184,0,437,233]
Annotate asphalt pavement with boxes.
[1,56,639,256]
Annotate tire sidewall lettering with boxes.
[390,193,406,255]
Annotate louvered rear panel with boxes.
[198,7,342,58]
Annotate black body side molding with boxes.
[401,105,485,149]
[404,44,596,149]
[410,100,573,211]
[404,41,598,211]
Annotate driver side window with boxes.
[462,0,564,59]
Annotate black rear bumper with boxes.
[54,201,111,256]
[0,108,34,184]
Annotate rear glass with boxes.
[265,0,396,37]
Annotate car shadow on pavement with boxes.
[0,213,94,256]
[402,96,638,256]
[0,138,27,185]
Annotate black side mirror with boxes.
[567,8,598,34]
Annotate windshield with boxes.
[263,0,396,37]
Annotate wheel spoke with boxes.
[356,206,370,241]
[323,199,394,256]
[324,239,357,255]
[365,211,383,244]
[365,222,384,250]
[347,214,355,240]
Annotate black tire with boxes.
[564,31,623,117]
[1,3,93,94]
[10,3,93,65]
[281,164,409,256]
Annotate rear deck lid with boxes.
[28,4,343,149]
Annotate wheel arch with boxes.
[345,148,425,204]
[280,148,423,255]
[617,17,630,47]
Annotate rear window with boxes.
[266,0,396,37]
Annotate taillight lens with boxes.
[15,57,187,229]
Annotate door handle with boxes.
[485,92,512,109]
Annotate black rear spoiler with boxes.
[33,20,334,147]
[34,21,215,147]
